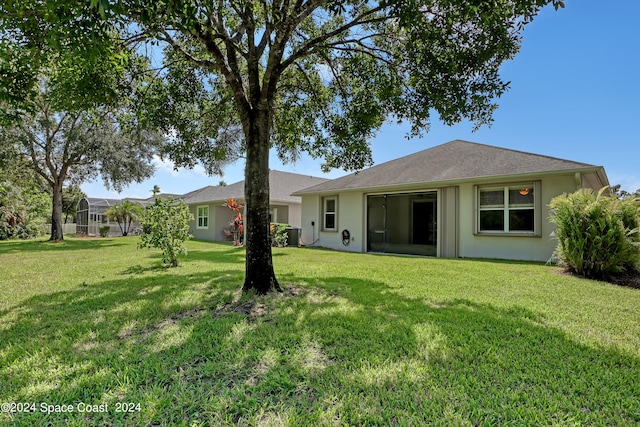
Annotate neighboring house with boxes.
[76,197,123,236]
[78,170,329,240]
[76,194,179,236]
[182,170,329,241]
[292,140,610,262]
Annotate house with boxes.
[76,197,123,236]
[182,170,330,241]
[76,194,180,236]
[292,140,609,262]
[77,170,329,240]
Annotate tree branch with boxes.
[190,21,251,118]
[279,6,388,72]
[158,30,218,70]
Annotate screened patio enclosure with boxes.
[367,191,437,256]
[76,197,122,236]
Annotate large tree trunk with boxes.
[50,180,64,241]
[242,109,281,294]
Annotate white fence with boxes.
[40,223,77,236]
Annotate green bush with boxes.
[99,226,111,237]
[138,197,193,267]
[0,223,39,240]
[549,188,640,278]
[270,223,289,247]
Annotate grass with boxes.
[1,237,639,426]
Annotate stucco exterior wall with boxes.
[189,202,304,242]
[300,195,320,246]
[301,191,365,252]
[189,203,215,241]
[299,172,587,262]
[287,204,301,227]
[456,174,578,262]
[214,205,234,241]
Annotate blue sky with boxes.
[82,0,640,199]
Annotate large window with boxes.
[477,183,539,235]
[197,205,209,229]
[323,197,337,231]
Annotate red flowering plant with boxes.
[223,198,244,246]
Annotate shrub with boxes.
[138,197,193,267]
[0,223,40,240]
[549,188,640,278]
[270,223,289,247]
[0,208,41,240]
[99,226,111,237]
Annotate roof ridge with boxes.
[452,139,595,167]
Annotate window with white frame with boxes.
[477,183,539,235]
[323,197,337,231]
[197,206,209,229]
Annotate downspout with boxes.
[574,172,582,190]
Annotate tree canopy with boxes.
[0,79,163,240]
[2,0,565,291]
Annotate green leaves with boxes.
[105,200,145,236]
[549,188,640,278]
[138,197,193,267]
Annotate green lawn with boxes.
[1,237,639,426]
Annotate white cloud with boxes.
[152,155,208,178]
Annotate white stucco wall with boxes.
[190,201,304,242]
[300,195,320,246]
[300,192,365,252]
[456,174,578,262]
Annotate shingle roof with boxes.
[182,170,329,204]
[294,140,602,194]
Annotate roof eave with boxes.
[293,166,607,196]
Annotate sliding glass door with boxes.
[367,192,437,256]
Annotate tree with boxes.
[2,0,565,292]
[138,196,193,267]
[1,4,164,241]
[612,184,640,200]
[61,185,86,224]
[105,200,145,236]
[0,86,162,240]
[0,144,50,239]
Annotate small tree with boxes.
[223,198,244,246]
[105,200,145,236]
[138,197,193,267]
[549,188,640,279]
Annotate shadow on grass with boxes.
[186,247,288,264]
[0,237,128,254]
[1,272,639,425]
